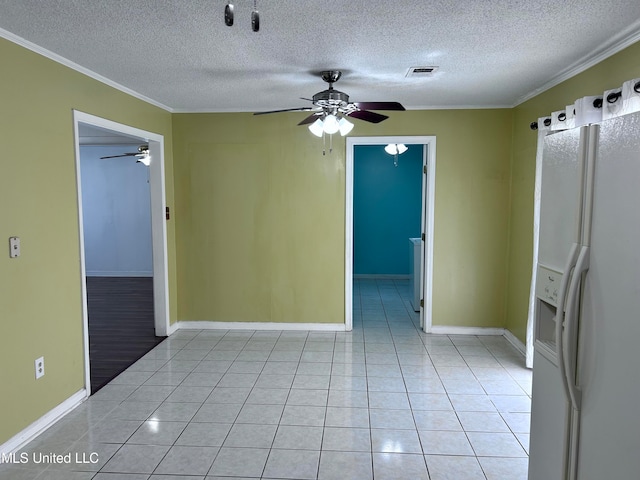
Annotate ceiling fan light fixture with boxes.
[322,114,340,135]
[338,117,354,136]
[308,118,324,137]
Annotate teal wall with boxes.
[353,144,423,275]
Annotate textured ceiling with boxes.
[1,1,640,113]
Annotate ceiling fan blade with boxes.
[100,153,139,159]
[347,110,389,124]
[297,113,322,125]
[354,102,405,111]
[253,107,314,116]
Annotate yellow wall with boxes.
[505,41,640,342]
[0,38,176,445]
[173,109,513,329]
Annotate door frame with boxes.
[72,110,170,393]
[345,136,436,332]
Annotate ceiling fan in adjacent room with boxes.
[100,145,151,166]
[253,71,405,144]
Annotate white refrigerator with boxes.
[528,111,640,480]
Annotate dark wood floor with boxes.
[86,276,166,394]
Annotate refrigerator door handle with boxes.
[555,242,580,405]
[563,245,590,411]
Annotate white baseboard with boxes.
[429,326,506,336]
[503,329,527,356]
[426,326,526,359]
[167,321,179,335]
[0,389,87,455]
[174,321,347,332]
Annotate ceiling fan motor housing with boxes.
[312,88,350,110]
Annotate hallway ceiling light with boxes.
[384,143,408,167]
[384,143,408,155]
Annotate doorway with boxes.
[73,111,170,394]
[345,136,436,332]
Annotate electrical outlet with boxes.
[9,236,20,258]
[35,357,45,379]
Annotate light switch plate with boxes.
[9,237,20,258]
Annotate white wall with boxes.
[80,145,153,276]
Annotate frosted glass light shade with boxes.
[323,114,340,134]
[308,118,324,137]
[338,117,354,136]
[384,143,408,155]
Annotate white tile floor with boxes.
[2,278,532,479]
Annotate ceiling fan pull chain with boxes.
[224,1,234,26]
[251,0,260,32]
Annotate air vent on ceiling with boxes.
[406,66,438,77]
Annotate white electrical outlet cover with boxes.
[35,356,44,379]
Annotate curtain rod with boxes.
[531,80,640,130]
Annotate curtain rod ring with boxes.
[606,91,621,103]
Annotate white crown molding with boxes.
[173,104,513,114]
[0,28,173,113]
[405,104,512,110]
[513,20,640,107]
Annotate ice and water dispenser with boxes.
[535,265,563,362]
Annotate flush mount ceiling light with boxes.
[384,143,408,167]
